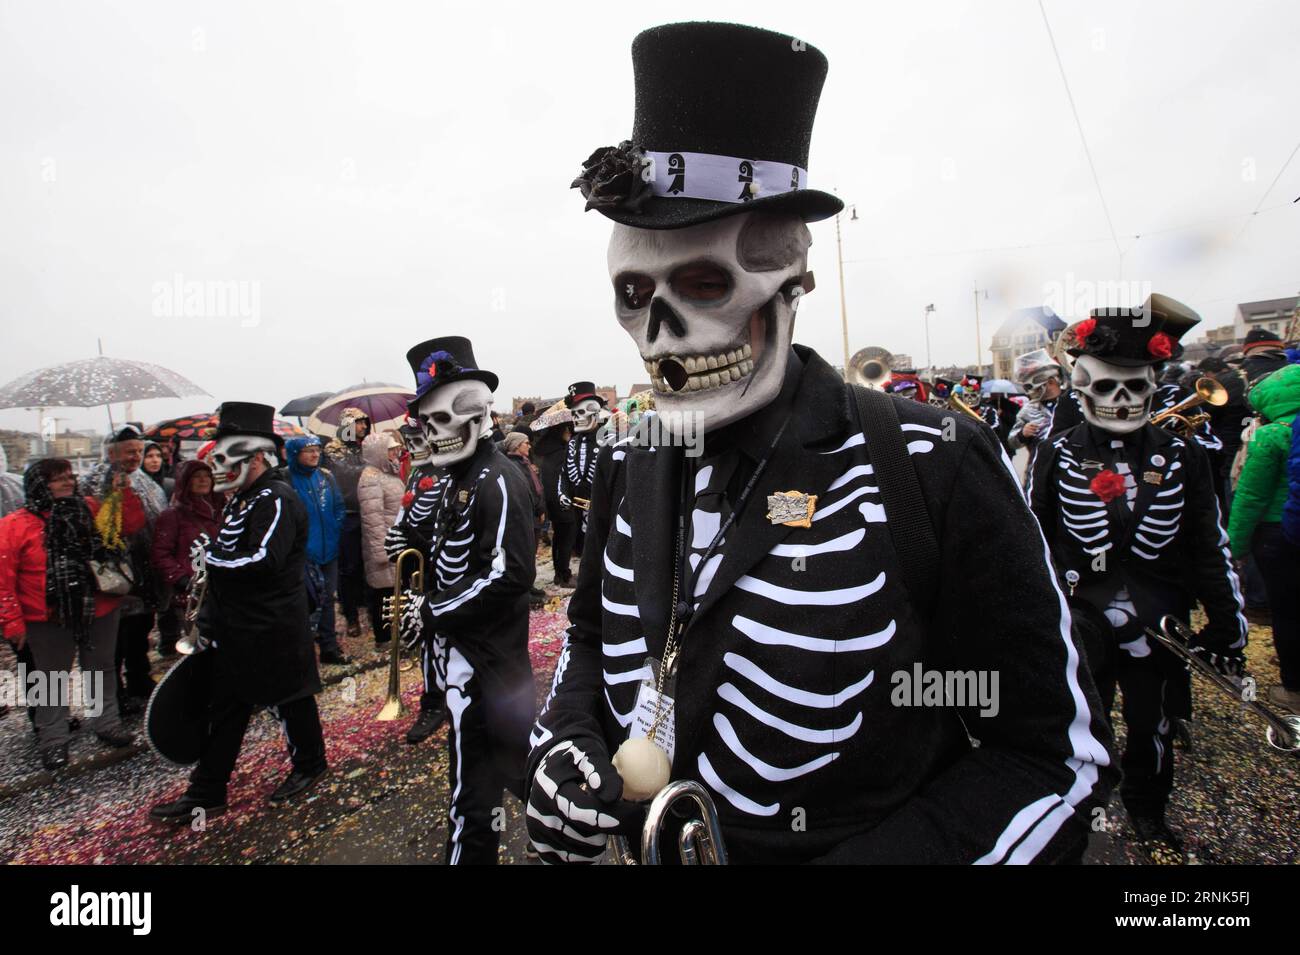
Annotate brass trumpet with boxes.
[1150,376,1227,438]
[571,497,591,512]
[610,780,729,865]
[1144,616,1300,753]
[176,545,208,656]
[377,548,425,721]
[947,393,986,425]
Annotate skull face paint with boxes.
[607,211,811,434]
[209,435,278,493]
[416,380,492,467]
[1072,354,1156,434]
[570,398,602,433]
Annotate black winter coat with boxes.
[530,346,1116,864]
[202,470,321,706]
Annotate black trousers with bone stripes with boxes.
[435,640,531,864]
[1092,637,1176,822]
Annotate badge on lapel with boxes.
[767,490,817,528]
[1143,471,1163,486]
[457,489,469,505]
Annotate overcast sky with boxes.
[2,0,1298,436]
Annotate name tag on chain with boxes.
[630,673,676,764]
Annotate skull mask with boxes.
[415,380,492,467]
[209,435,278,493]
[570,398,602,433]
[1072,354,1156,435]
[608,211,812,434]
[400,423,431,467]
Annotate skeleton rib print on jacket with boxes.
[558,431,599,509]
[530,346,1116,864]
[1028,422,1247,652]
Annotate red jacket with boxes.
[0,492,145,640]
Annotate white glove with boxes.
[398,591,426,648]
[526,738,627,865]
[384,524,409,560]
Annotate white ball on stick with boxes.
[612,736,671,802]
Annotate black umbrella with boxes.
[280,391,335,418]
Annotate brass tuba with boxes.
[1150,376,1227,438]
[377,547,425,721]
[176,543,209,656]
[1144,616,1300,753]
[610,780,729,864]
[847,347,893,390]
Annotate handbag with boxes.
[90,555,136,596]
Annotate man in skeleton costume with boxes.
[553,382,605,585]
[150,403,327,821]
[1008,346,1085,452]
[955,374,1000,433]
[1028,297,1247,860]
[394,419,447,744]
[525,22,1114,865]
[385,337,536,864]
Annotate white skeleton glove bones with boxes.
[397,591,426,648]
[526,738,635,864]
[384,523,409,561]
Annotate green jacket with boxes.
[1228,363,1300,556]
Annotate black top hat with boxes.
[1067,296,1182,368]
[1138,294,1198,361]
[213,402,283,448]
[1243,327,1284,351]
[564,381,607,409]
[571,22,844,230]
[404,336,499,409]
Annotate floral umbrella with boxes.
[144,412,305,441]
[528,398,573,432]
[305,383,415,439]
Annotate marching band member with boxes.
[525,21,1114,865]
[1009,348,1084,452]
[1028,296,1247,862]
[150,403,328,822]
[386,337,536,864]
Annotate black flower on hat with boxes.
[571,140,654,214]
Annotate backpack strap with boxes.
[849,384,940,609]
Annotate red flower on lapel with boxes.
[1089,469,1126,503]
[401,491,415,509]
[418,476,434,491]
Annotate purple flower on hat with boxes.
[416,350,456,392]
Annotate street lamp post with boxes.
[923,304,935,374]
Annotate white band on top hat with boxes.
[643,150,808,204]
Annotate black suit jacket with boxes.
[531,346,1115,864]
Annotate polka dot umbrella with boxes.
[144,412,306,441]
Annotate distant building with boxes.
[511,386,618,416]
[1233,296,1298,340]
[0,431,36,472]
[1206,325,1238,345]
[989,306,1066,380]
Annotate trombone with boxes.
[1150,376,1227,438]
[947,393,986,425]
[1144,615,1300,753]
[377,547,425,721]
[609,780,729,865]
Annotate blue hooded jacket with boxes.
[286,435,346,564]
[1284,417,1300,547]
